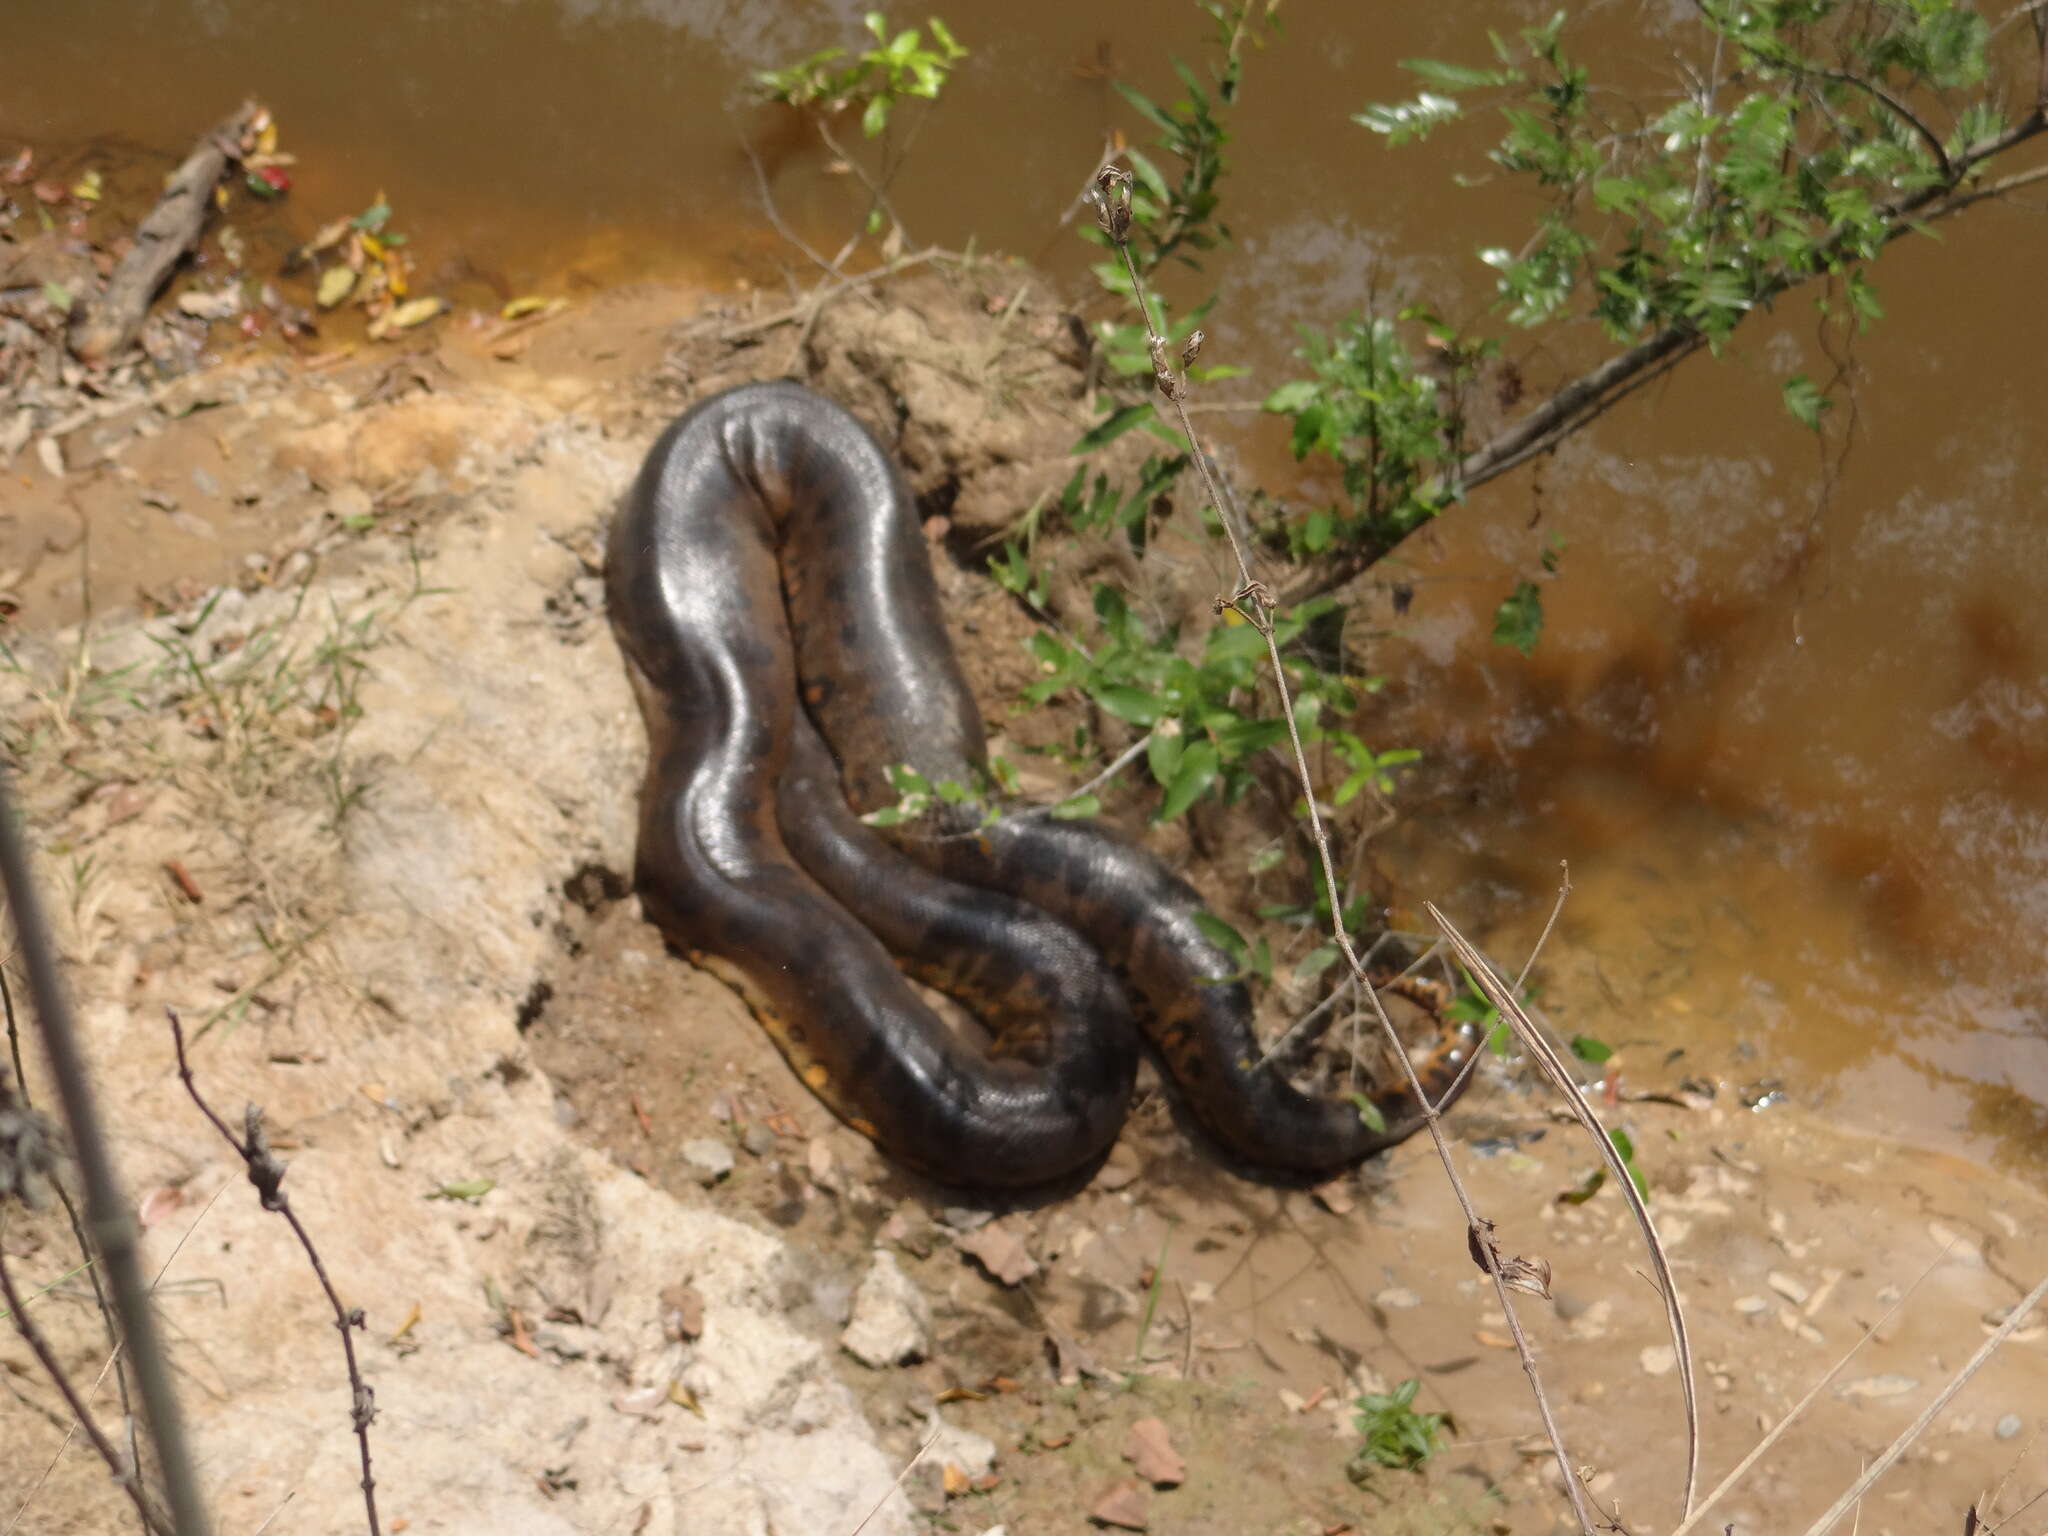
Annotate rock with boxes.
[921,1409,997,1479]
[1089,1480,1151,1531]
[1374,1286,1422,1311]
[842,1250,931,1367]
[1766,1270,1809,1305]
[681,1136,735,1186]
[1121,1417,1185,1487]
[740,1123,777,1158]
[1996,1413,2024,1440]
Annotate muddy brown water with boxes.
[7,1,2047,1177]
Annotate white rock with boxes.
[842,1250,932,1367]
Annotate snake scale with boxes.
[606,380,1477,1188]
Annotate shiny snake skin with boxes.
[606,380,1478,1187]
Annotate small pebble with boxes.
[681,1137,734,1185]
[1996,1414,2024,1441]
[741,1123,777,1158]
[1733,1295,1768,1316]
[1767,1271,1809,1305]
[1375,1287,1421,1311]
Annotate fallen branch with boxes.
[69,101,266,367]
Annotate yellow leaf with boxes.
[70,169,102,203]
[499,295,557,320]
[256,119,279,157]
[360,233,384,260]
[384,256,408,300]
[386,296,445,331]
[316,266,356,309]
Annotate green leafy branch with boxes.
[1266,0,2048,620]
[756,12,969,253]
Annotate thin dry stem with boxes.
[1799,1272,2048,1536]
[0,1215,166,1536]
[1085,161,1599,1536]
[1432,901,1700,1521]
[168,1009,380,1536]
[1668,1240,1962,1536]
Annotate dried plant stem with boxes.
[0,1220,167,1536]
[1433,902,1700,1521]
[1798,1272,2048,1536]
[1667,1242,1955,1536]
[0,960,145,1519]
[167,1009,380,1536]
[0,772,207,1536]
[1087,164,1600,1536]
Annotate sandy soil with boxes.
[2,264,2044,1536]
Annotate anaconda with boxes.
[606,380,1477,1187]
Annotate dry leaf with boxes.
[316,266,355,309]
[1121,1418,1185,1488]
[941,1463,970,1497]
[959,1220,1039,1286]
[137,1186,185,1227]
[501,295,560,320]
[1089,1480,1150,1531]
[384,296,444,331]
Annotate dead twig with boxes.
[168,1008,381,1535]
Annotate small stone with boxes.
[1839,1374,1919,1400]
[1996,1413,2024,1441]
[740,1123,776,1158]
[1122,1417,1185,1487]
[1374,1286,1421,1311]
[1733,1295,1768,1316]
[921,1409,997,1479]
[1089,1480,1150,1531]
[1766,1271,1809,1305]
[680,1137,734,1186]
[841,1250,930,1368]
[1639,1345,1676,1377]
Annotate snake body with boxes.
[607,380,1477,1187]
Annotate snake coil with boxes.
[607,381,1477,1187]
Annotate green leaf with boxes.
[1345,1092,1389,1134]
[1147,728,1185,788]
[1050,792,1101,820]
[1073,402,1155,453]
[1569,1034,1613,1065]
[861,94,890,137]
[40,280,72,314]
[1782,373,1830,430]
[1156,740,1220,821]
[1190,909,1246,962]
[1092,685,1162,725]
[1294,943,1342,981]
[426,1178,495,1203]
[1492,580,1543,656]
[1400,57,1513,90]
[1262,379,1319,414]
[1353,92,1463,143]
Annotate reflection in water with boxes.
[3,0,2044,1172]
